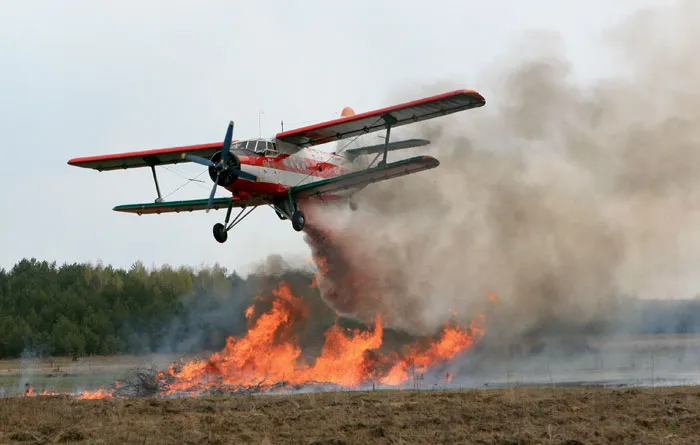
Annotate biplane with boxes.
[68,89,485,243]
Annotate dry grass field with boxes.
[0,353,208,395]
[2,386,700,444]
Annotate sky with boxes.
[0,0,664,275]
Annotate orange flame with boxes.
[77,388,113,400]
[17,281,486,399]
[157,282,486,395]
[307,256,330,289]
[378,315,485,386]
[22,386,112,399]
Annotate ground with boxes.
[3,335,700,444]
[1,386,700,444]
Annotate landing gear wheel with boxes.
[349,200,358,211]
[291,211,305,232]
[213,223,228,243]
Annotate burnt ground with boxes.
[2,386,700,444]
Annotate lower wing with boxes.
[111,156,438,215]
[291,155,439,199]
[112,197,264,215]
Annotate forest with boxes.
[0,257,338,359]
[2,257,700,359]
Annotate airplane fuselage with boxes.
[223,142,358,201]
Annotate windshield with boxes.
[232,139,278,155]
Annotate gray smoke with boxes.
[302,0,700,344]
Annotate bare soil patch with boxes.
[2,386,700,444]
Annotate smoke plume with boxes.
[302,0,700,344]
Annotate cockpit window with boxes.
[231,139,278,155]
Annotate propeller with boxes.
[182,121,257,211]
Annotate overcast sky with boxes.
[0,0,663,274]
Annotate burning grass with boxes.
[2,386,700,444]
[153,281,485,397]
[2,280,486,400]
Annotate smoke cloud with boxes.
[302,0,700,345]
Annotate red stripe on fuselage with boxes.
[238,153,349,178]
[223,152,353,198]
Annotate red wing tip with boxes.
[460,89,486,102]
[67,157,85,166]
[419,155,440,164]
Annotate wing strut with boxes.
[380,113,398,167]
[224,203,256,232]
[150,165,164,203]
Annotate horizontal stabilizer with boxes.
[344,139,430,158]
[114,197,239,215]
[291,155,439,198]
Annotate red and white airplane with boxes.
[68,89,485,243]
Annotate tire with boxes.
[291,211,305,232]
[213,223,228,243]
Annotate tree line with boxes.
[3,257,700,360]
[0,257,334,359]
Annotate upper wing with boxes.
[276,89,485,148]
[291,156,439,199]
[67,142,223,171]
[112,196,266,215]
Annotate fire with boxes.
[298,314,384,386]
[157,281,486,395]
[378,315,485,386]
[307,256,329,289]
[17,280,486,399]
[77,388,113,400]
[22,386,112,399]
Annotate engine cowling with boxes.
[208,150,241,187]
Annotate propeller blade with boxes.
[222,121,234,164]
[207,172,220,212]
[238,170,257,182]
[183,154,216,168]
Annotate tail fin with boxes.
[333,106,357,157]
[341,106,355,117]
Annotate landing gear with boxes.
[291,210,305,231]
[349,199,358,211]
[274,194,306,232]
[213,223,228,243]
[211,201,257,243]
